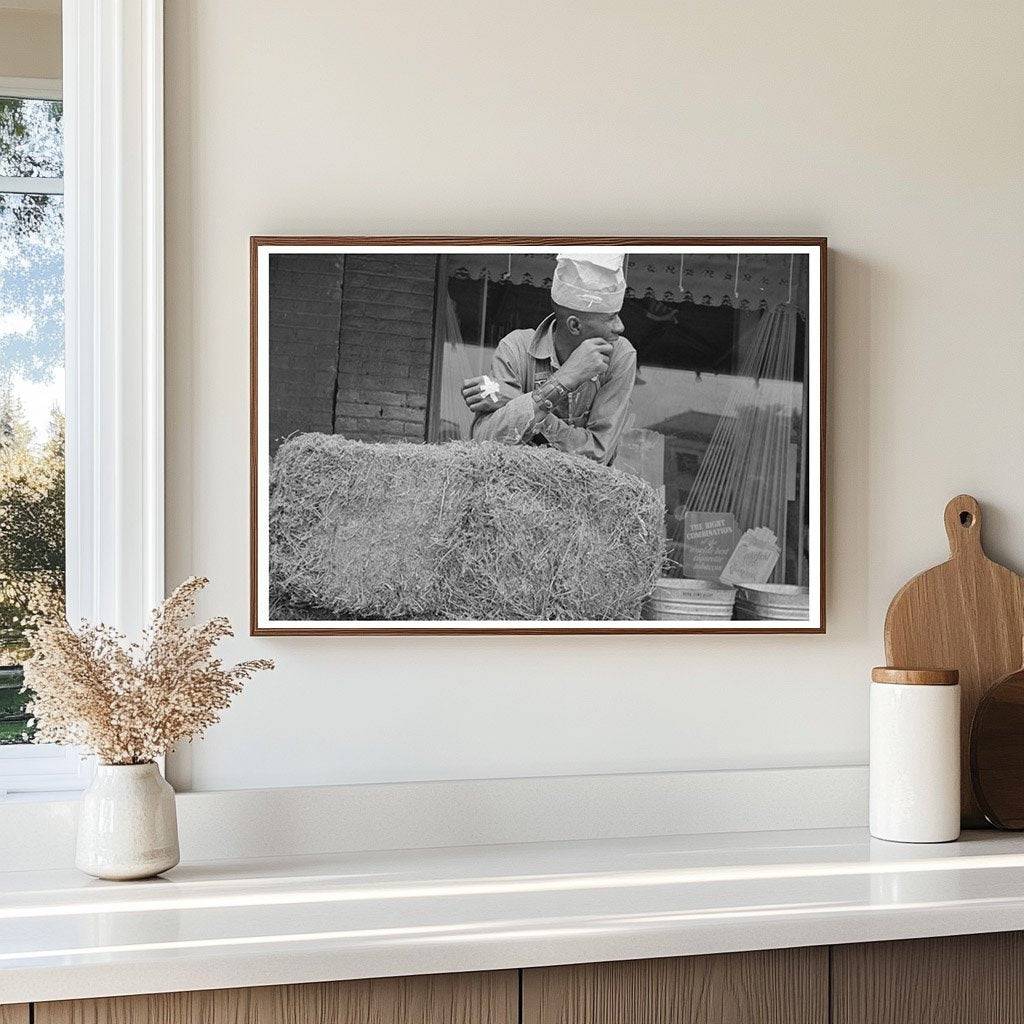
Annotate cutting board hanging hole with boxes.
[944,494,983,557]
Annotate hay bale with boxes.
[270,435,666,621]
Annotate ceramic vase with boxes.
[76,762,180,880]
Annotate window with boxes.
[0,81,84,796]
[0,6,166,796]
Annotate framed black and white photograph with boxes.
[251,237,826,634]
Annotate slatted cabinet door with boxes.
[35,971,518,1024]
[522,948,829,1024]
[832,933,1024,1024]
[0,1006,29,1024]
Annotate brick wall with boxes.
[268,254,345,451]
[333,254,436,443]
[267,254,437,453]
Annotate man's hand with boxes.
[554,337,614,389]
[461,376,511,415]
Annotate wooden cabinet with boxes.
[832,932,1024,1024]
[34,971,517,1024]
[22,932,1024,1024]
[522,948,828,1024]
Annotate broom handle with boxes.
[478,270,489,375]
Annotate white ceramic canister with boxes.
[76,762,180,880]
[869,667,960,843]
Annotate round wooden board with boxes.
[970,664,1024,829]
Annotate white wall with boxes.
[164,0,1024,792]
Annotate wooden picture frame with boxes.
[251,237,827,635]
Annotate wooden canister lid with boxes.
[871,667,959,686]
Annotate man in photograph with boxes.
[461,252,637,466]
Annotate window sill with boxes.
[0,744,93,799]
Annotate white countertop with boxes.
[4,826,1024,1004]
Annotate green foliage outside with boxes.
[0,95,66,745]
[0,395,65,743]
[0,667,29,743]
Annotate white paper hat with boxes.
[551,251,626,313]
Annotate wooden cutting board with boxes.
[884,494,1024,826]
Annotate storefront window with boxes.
[435,252,810,586]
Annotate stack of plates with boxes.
[643,577,737,621]
[734,583,810,621]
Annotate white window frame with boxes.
[0,0,165,799]
[0,77,61,101]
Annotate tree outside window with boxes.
[0,95,65,744]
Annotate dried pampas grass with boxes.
[23,577,273,765]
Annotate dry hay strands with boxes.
[269,435,666,622]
